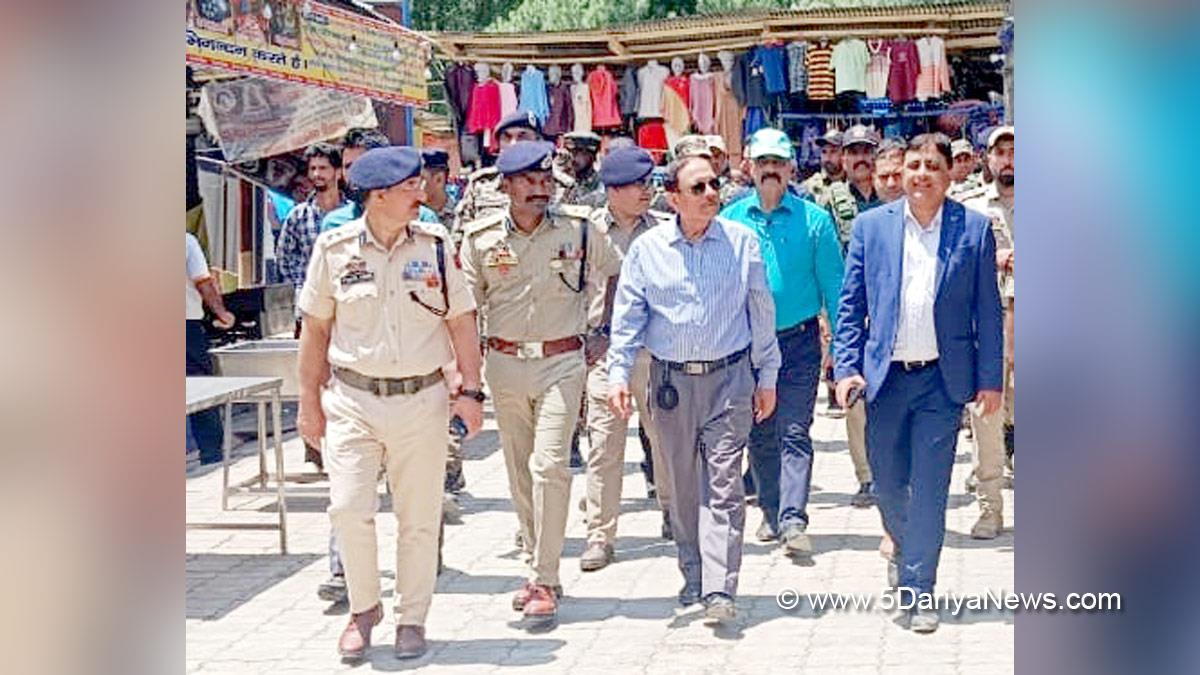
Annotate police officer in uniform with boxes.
[420,148,458,229]
[800,128,846,202]
[580,147,675,571]
[459,141,622,622]
[561,131,606,207]
[296,147,485,660]
[452,111,576,238]
[961,126,1015,539]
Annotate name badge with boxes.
[339,256,375,288]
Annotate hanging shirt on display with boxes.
[444,63,476,125]
[832,38,869,94]
[865,39,891,99]
[733,50,769,108]
[637,61,670,118]
[689,71,717,135]
[466,79,501,143]
[915,36,952,101]
[588,66,622,128]
[571,81,593,133]
[888,39,921,102]
[544,81,574,137]
[518,67,549,124]
[498,80,518,119]
[805,43,835,101]
[619,67,640,118]
[637,119,668,163]
[758,45,789,96]
[715,68,743,161]
[786,41,808,95]
[661,75,691,148]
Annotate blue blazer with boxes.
[833,198,1003,404]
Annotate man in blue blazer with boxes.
[833,133,1004,633]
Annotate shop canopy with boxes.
[430,2,1006,64]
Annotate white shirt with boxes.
[636,62,669,118]
[892,200,942,362]
[186,233,209,320]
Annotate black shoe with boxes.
[569,430,583,468]
[318,574,348,603]
[661,512,674,541]
[755,520,777,542]
[850,482,877,508]
[678,583,702,606]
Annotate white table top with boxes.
[186,376,283,414]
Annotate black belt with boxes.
[892,358,939,372]
[334,367,444,396]
[778,316,819,338]
[656,346,750,376]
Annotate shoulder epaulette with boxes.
[462,211,508,236]
[549,203,593,221]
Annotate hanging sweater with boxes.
[915,36,952,101]
[865,39,890,99]
[887,39,920,102]
[805,43,835,101]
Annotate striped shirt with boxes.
[805,44,835,101]
[608,216,782,390]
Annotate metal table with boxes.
[186,376,288,553]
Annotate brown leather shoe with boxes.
[394,625,427,659]
[338,603,382,660]
[522,584,558,619]
[512,581,563,610]
[580,541,614,571]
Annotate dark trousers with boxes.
[186,320,223,464]
[748,319,822,531]
[868,362,962,594]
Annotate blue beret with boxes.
[494,110,542,137]
[496,141,555,177]
[421,148,449,170]
[599,147,654,187]
[346,146,422,190]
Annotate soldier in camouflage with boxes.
[947,138,983,200]
[800,128,847,207]
[452,111,576,240]
[561,131,607,207]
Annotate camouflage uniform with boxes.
[565,171,607,208]
[812,179,878,250]
[947,172,985,201]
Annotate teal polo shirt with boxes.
[320,204,439,232]
[720,190,845,331]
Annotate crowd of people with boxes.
[214,110,1015,659]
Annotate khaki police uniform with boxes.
[298,217,475,624]
[459,204,622,587]
[962,184,1015,523]
[583,207,673,546]
[452,166,575,240]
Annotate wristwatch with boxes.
[459,388,487,403]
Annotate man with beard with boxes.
[296,147,485,659]
[961,126,1015,539]
[321,128,390,232]
[453,111,576,236]
[800,128,846,198]
[277,143,347,331]
[561,131,606,207]
[720,128,844,550]
[459,141,622,624]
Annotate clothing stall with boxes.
[428,2,1007,169]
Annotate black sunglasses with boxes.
[685,178,721,196]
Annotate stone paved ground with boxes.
[187,391,1014,674]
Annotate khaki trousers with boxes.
[486,349,586,587]
[584,349,667,545]
[970,330,1015,516]
[323,379,448,625]
[845,400,871,484]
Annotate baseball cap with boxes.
[747,128,794,160]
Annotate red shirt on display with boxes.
[588,66,622,128]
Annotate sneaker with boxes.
[702,593,736,623]
[579,542,614,572]
[755,520,778,542]
[910,607,940,633]
[781,524,812,555]
[970,512,1003,539]
[317,574,348,603]
[850,482,877,508]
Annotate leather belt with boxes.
[777,316,819,338]
[893,358,939,372]
[487,335,584,360]
[657,346,750,376]
[334,367,444,397]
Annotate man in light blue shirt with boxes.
[720,127,844,555]
[607,154,780,624]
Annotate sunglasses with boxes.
[685,178,721,196]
